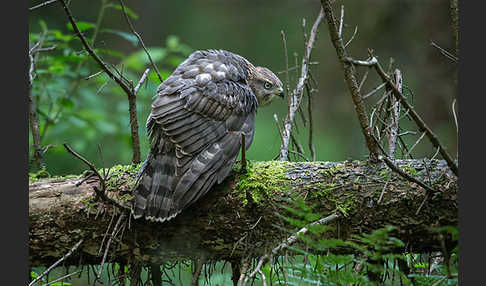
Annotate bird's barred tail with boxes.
[131,150,181,222]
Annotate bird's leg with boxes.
[240,133,247,173]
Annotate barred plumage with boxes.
[132,49,284,222]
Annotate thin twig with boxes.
[280,31,290,98]
[29,239,84,286]
[119,0,163,83]
[405,131,427,158]
[452,98,458,135]
[96,81,110,95]
[85,70,104,80]
[306,84,316,161]
[63,143,129,211]
[29,0,58,11]
[345,25,358,48]
[98,211,116,255]
[377,178,391,205]
[280,7,324,161]
[362,82,386,100]
[379,155,436,194]
[388,69,402,158]
[338,5,344,38]
[242,213,339,286]
[97,213,126,279]
[134,68,150,94]
[430,41,458,63]
[39,270,82,286]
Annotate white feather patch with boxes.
[219,64,228,72]
[195,73,211,84]
[204,63,214,71]
[214,71,226,80]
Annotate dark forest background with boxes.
[28,0,457,176]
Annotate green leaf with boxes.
[166,35,180,50]
[57,97,74,110]
[123,47,167,72]
[98,48,126,59]
[106,4,139,20]
[39,19,48,32]
[66,21,96,32]
[102,28,139,47]
[51,30,73,42]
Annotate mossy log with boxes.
[29,159,457,267]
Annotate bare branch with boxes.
[404,131,426,158]
[430,41,458,63]
[321,0,379,161]
[58,0,134,97]
[126,69,150,164]
[343,49,458,175]
[97,213,126,279]
[280,7,324,161]
[388,69,402,158]
[62,143,130,211]
[119,0,163,83]
[39,270,82,286]
[29,239,84,286]
[338,5,344,38]
[345,25,358,48]
[28,36,55,170]
[29,0,58,11]
[134,68,150,94]
[362,82,386,100]
[452,98,458,135]
[85,70,104,80]
[372,59,458,175]
[306,84,316,161]
[450,0,459,56]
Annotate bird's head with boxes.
[248,66,284,106]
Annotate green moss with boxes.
[29,167,82,184]
[399,162,423,176]
[100,163,143,191]
[29,167,51,184]
[235,160,293,205]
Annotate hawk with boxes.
[132,49,284,222]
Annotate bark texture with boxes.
[29,159,457,267]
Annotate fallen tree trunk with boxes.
[29,159,457,267]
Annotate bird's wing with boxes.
[146,50,258,215]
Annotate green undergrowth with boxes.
[29,166,80,184]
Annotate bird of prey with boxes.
[132,49,284,222]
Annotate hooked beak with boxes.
[278,88,285,98]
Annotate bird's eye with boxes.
[264,82,272,89]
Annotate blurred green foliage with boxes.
[28,0,458,176]
[29,3,193,175]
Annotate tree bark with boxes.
[29,159,457,267]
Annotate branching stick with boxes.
[280,7,324,161]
